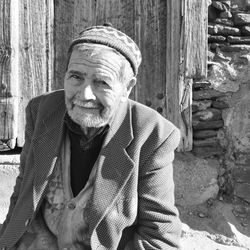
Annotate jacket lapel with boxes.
[32,94,66,210]
[88,101,135,234]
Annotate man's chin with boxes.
[68,110,108,129]
[77,119,106,129]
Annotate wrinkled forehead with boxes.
[69,43,123,64]
[68,43,124,79]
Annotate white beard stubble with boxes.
[67,104,111,129]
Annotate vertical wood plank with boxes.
[72,0,93,33]
[9,0,20,148]
[134,0,168,117]
[54,0,76,90]
[45,0,54,93]
[95,0,134,36]
[0,0,11,100]
[17,0,53,146]
[0,0,12,140]
[183,0,208,78]
[0,0,18,149]
[165,0,182,126]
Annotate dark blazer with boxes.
[0,90,181,250]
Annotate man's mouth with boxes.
[73,100,100,109]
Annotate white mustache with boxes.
[73,99,100,109]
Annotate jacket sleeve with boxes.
[0,100,35,237]
[126,127,182,249]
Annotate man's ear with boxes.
[121,77,136,103]
[125,77,137,98]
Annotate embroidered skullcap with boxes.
[68,23,142,76]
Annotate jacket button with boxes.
[68,202,76,210]
[25,219,30,226]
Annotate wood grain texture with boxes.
[0,0,18,148]
[134,0,168,118]
[19,0,47,97]
[165,0,182,126]
[0,0,11,98]
[182,0,208,78]
[54,0,75,90]
[16,0,54,146]
[46,0,54,93]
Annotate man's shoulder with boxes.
[30,89,65,106]
[27,89,65,121]
[129,99,178,131]
[128,99,180,152]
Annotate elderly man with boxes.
[0,24,181,249]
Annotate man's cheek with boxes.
[65,88,76,100]
[65,95,75,110]
[99,94,116,107]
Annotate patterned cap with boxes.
[68,24,142,76]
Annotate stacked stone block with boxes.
[192,81,226,158]
[208,0,250,53]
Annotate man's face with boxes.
[64,45,129,129]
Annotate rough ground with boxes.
[179,199,250,249]
[174,152,250,250]
[0,152,250,249]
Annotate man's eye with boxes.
[96,80,109,87]
[70,74,81,80]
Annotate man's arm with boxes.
[127,128,182,249]
[0,100,35,237]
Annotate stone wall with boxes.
[192,0,250,203]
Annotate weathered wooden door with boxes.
[0,0,207,151]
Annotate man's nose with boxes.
[79,82,95,100]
